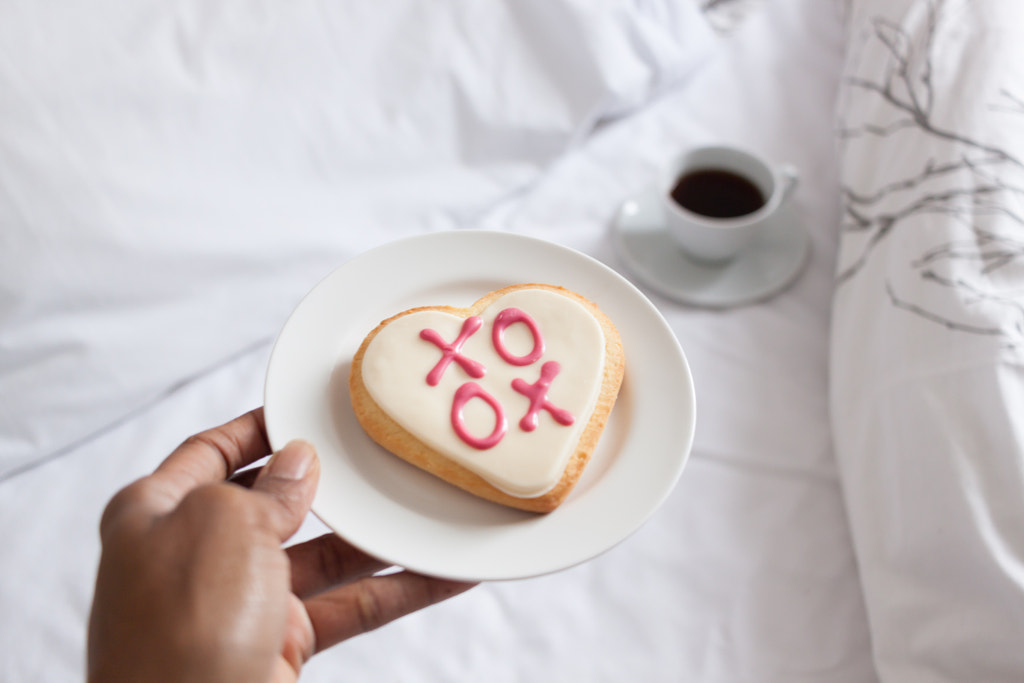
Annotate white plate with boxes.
[264,231,695,581]
[612,186,811,308]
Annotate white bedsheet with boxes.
[0,1,880,681]
[0,0,715,479]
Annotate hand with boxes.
[87,408,476,683]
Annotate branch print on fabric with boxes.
[836,0,1024,347]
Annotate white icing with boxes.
[360,289,606,498]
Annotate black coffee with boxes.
[670,169,766,219]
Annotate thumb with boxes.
[251,439,320,542]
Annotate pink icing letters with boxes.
[421,307,576,449]
[491,307,544,366]
[511,361,575,432]
[420,316,486,386]
[451,382,508,450]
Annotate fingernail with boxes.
[266,440,316,480]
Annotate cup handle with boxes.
[777,164,799,203]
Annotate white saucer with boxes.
[264,231,695,581]
[611,186,811,308]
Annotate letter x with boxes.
[420,316,486,386]
[511,361,575,432]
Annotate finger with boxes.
[101,409,271,528]
[273,594,315,683]
[287,533,391,599]
[270,657,300,683]
[148,408,271,511]
[303,572,477,651]
[249,439,320,542]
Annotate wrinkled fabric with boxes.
[0,1,880,681]
[0,0,715,476]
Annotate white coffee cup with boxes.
[662,146,798,264]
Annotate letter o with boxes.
[450,382,508,450]
[491,307,544,366]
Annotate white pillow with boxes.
[833,0,1024,678]
[0,0,715,477]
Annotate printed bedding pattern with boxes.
[834,0,1024,679]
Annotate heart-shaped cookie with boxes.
[349,284,624,512]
